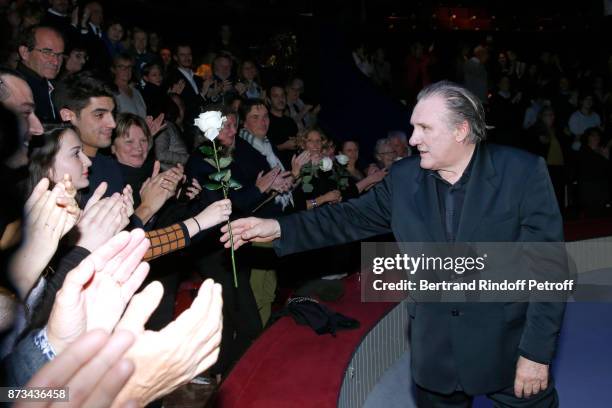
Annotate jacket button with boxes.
[451,309,459,316]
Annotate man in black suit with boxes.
[221,81,566,407]
[16,25,64,123]
[165,43,205,125]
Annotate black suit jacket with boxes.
[274,143,566,395]
[165,66,204,123]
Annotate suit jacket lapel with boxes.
[456,144,498,241]
[414,171,446,241]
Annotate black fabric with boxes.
[267,113,298,169]
[16,63,57,123]
[79,152,125,205]
[274,297,359,336]
[429,146,476,242]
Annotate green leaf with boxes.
[218,156,233,168]
[203,158,217,168]
[228,178,243,190]
[204,183,223,191]
[222,170,232,182]
[302,175,312,184]
[210,170,230,182]
[302,183,313,193]
[199,145,215,156]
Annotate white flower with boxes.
[320,157,333,172]
[194,111,226,141]
[335,154,349,165]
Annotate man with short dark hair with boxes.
[17,25,65,123]
[53,71,123,201]
[166,43,205,124]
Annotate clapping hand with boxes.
[47,229,150,354]
[145,114,166,137]
[112,279,223,406]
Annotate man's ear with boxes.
[454,121,470,143]
[18,46,29,63]
[60,108,76,123]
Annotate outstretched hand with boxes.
[220,217,281,250]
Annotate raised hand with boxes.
[112,279,223,406]
[169,79,185,95]
[270,170,293,193]
[75,193,127,252]
[220,217,281,250]
[291,151,310,178]
[9,179,77,299]
[145,114,166,138]
[46,229,150,354]
[255,167,281,194]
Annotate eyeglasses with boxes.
[30,47,64,60]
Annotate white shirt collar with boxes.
[47,8,68,17]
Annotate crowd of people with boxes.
[0,0,396,404]
[356,36,612,216]
[0,0,610,406]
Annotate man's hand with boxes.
[112,279,223,407]
[16,330,137,408]
[514,355,549,399]
[220,217,281,250]
[47,229,150,354]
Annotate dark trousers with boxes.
[416,383,559,408]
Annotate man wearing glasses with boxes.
[17,25,65,123]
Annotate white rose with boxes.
[335,154,349,165]
[319,157,333,172]
[194,111,226,141]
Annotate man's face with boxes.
[20,28,65,80]
[1,75,44,142]
[50,0,70,14]
[409,95,462,171]
[217,114,237,147]
[174,46,192,69]
[389,137,408,158]
[133,32,147,52]
[160,49,171,65]
[244,105,269,138]
[68,96,116,152]
[269,87,286,112]
[87,2,104,26]
[214,57,231,80]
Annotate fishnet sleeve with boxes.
[143,223,190,261]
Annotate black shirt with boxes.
[429,147,477,242]
[268,113,298,169]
